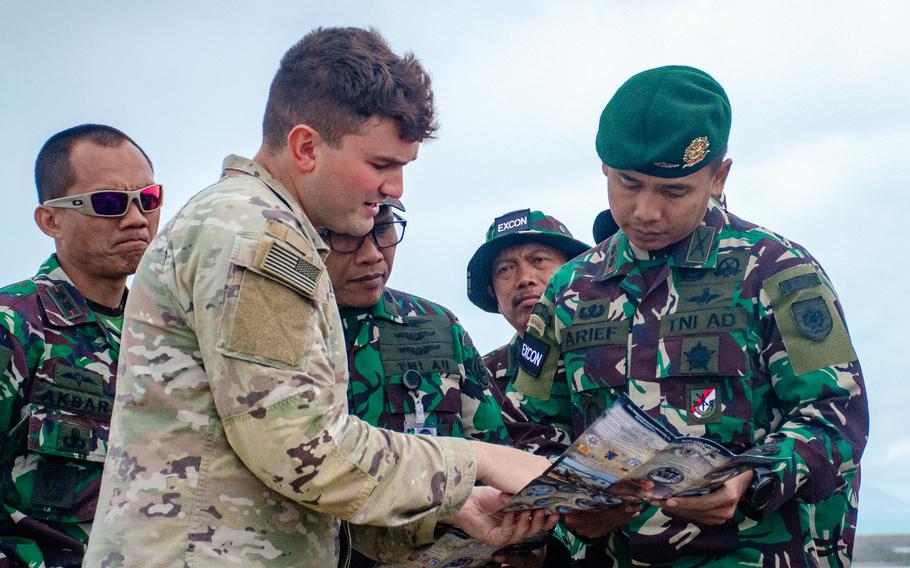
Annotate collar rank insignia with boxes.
[682,136,710,168]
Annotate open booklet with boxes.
[380,394,775,567]
[377,528,549,568]
[501,394,775,514]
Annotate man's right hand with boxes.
[444,486,558,548]
[470,441,551,494]
[564,504,642,539]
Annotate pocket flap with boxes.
[385,374,462,414]
[27,405,109,463]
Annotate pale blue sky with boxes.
[2,1,908,531]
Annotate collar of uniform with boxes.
[505,333,522,376]
[341,289,404,326]
[595,198,725,281]
[33,254,95,326]
[220,155,329,258]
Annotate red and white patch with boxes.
[690,388,716,419]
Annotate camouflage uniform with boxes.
[512,199,867,567]
[84,156,477,568]
[0,255,121,568]
[342,288,508,443]
[341,289,507,567]
[483,338,570,457]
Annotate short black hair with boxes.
[34,124,153,203]
[262,27,436,151]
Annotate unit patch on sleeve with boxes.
[518,333,549,378]
[762,264,857,375]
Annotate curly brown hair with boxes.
[261,27,437,151]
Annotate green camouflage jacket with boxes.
[511,199,867,567]
[342,287,509,443]
[83,156,477,568]
[0,254,121,568]
[483,338,569,457]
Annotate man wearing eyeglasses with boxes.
[85,28,554,568]
[0,123,161,567]
[323,198,512,565]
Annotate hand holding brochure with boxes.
[501,395,775,514]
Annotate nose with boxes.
[119,201,150,229]
[632,189,663,225]
[514,261,539,288]
[354,233,384,265]
[379,168,404,200]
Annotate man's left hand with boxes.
[650,470,753,525]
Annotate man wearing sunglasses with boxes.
[323,199,511,565]
[85,27,554,568]
[0,123,160,567]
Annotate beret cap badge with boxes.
[683,136,710,168]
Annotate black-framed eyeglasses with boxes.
[321,217,407,254]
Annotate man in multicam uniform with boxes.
[325,200,510,566]
[84,27,553,568]
[0,124,161,567]
[510,66,868,566]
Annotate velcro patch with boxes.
[53,364,107,396]
[763,264,857,375]
[778,272,821,295]
[518,334,549,378]
[255,239,321,299]
[33,378,113,419]
[32,461,80,510]
[527,303,552,337]
[493,209,530,235]
[681,336,720,374]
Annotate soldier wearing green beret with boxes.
[509,66,867,566]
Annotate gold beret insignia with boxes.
[683,136,710,168]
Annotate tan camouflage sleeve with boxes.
[188,221,477,527]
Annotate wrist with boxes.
[739,467,774,519]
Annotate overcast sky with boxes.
[2,1,908,532]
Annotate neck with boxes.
[57,258,126,309]
[253,147,305,210]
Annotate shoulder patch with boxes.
[254,238,321,299]
[518,333,549,378]
[763,264,857,375]
[527,303,552,337]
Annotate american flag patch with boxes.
[258,240,321,298]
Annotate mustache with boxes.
[512,291,542,308]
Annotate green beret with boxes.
[467,209,590,313]
[595,65,731,178]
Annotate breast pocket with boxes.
[384,373,463,436]
[23,365,113,522]
[658,330,755,448]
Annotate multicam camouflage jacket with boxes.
[511,199,868,567]
[483,337,569,457]
[341,288,509,443]
[0,254,121,568]
[83,156,477,568]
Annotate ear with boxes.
[710,158,733,199]
[286,124,321,174]
[34,205,64,239]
